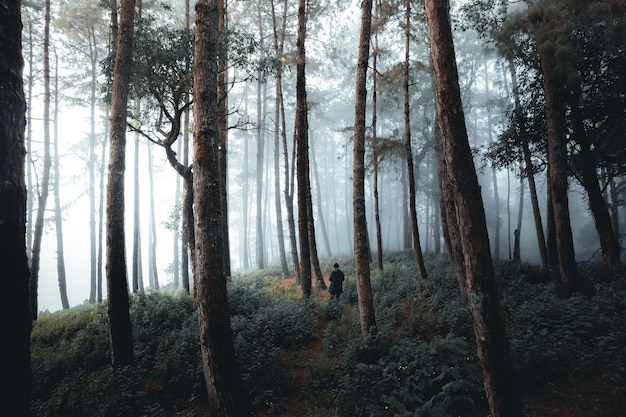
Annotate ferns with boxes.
[29,254,626,416]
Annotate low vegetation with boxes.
[31,252,626,416]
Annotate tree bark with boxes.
[353,0,378,337]
[0,2,32,412]
[538,39,593,295]
[569,90,621,268]
[218,0,232,278]
[424,1,522,416]
[193,1,252,414]
[295,0,312,297]
[405,0,427,280]
[106,0,135,367]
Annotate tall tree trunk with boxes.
[242,87,250,270]
[485,67,500,259]
[132,112,143,294]
[608,173,620,244]
[424,1,522,416]
[430,133,442,255]
[193,1,252,414]
[132,0,144,296]
[372,9,383,271]
[311,136,332,259]
[272,63,289,277]
[507,56,547,268]
[353,0,378,337]
[405,0,427,280]
[26,21,34,259]
[106,0,135,367]
[401,163,411,249]
[218,0,231,277]
[307,174,326,289]
[98,110,108,303]
[283,37,301,281]
[344,149,353,254]
[514,171,524,262]
[538,38,592,295]
[545,168,558,268]
[270,0,291,278]
[181,0,191,292]
[295,0,312,297]
[89,35,98,304]
[52,52,69,310]
[569,90,621,268]
[29,0,52,320]
[148,145,159,289]
[0,3,32,412]
[173,137,182,289]
[255,33,266,270]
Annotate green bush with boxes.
[29,254,626,417]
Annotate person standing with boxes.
[328,263,345,300]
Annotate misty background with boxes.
[24,0,616,313]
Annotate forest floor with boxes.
[255,275,626,417]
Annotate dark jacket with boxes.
[328,269,345,296]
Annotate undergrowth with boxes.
[30,252,626,416]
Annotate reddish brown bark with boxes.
[106,0,135,367]
[353,0,378,337]
[424,0,522,416]
[193,1,252,415]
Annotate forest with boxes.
[1,0,624,416]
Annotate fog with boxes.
[24,0,620,314]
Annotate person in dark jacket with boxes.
[328,263,345,300]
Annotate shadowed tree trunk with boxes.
[295,0,312,297]
[97,110,108,303]
[424,1,522,416]
[52,52,69,310]
[148,144,159,290]
[372,5,383,271]
[537,32,593,295]
[568,88,621,268]
[192,1,253,414]
[353,0,378,337]
[132,103,144,294]
[310,136,332,259]
[270,0,290,278]
[276,0,300,281]
[255,13,266,270]
[307,178,326,289]
[1,2,32,412]
[404,0,427,280]
[106,0,135,367]
[507,56,548,268]
[29,0,52,320]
